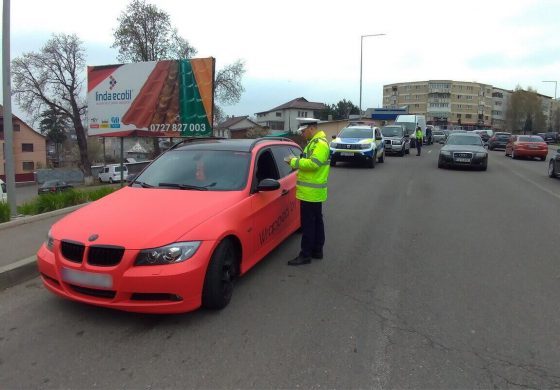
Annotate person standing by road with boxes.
[284,119,331,266]
[415,126,423,156]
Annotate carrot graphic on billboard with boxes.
[87,58,215,137]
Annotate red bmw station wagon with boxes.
[37,138,302,313]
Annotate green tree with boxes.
[318,99,360,120]
[505,86,546,133]
[112,0,246,141]
[12,34,93,181]
[39,107,68,165]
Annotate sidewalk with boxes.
[0,205,83,290]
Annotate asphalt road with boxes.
[2,144,560,389]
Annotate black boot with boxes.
[311,251,323,259]
[288,255,311,266]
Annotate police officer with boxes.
[415,126,423,156]
[284,118,331,266]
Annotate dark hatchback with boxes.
[488,132,512,150]
[438,133,488,171]
[548,148,560,179]
[38,180,73,195]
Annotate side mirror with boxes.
[404,134,410,138]
[256,178,280,192]
[332,135,336,139]
[375,135,382,141]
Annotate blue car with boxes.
[329,125,385,168]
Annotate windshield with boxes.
[134,150,251,191]
[446,135,483,146]
[395,122,416,133]
[42,180,58,187]
[381,126,403,137]
[433,131,444,135]
[338,128,373,139]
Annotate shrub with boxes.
[0,202,10,223]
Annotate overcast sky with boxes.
[3,0,560,122]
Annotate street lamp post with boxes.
[360,33,386,117]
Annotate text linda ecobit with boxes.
[95,90,133,102]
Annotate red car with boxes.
[37,138,302,314]
[505,135,548,160]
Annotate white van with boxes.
[0,179,7,203]
[98,164,128,183]
[395,114,427,143]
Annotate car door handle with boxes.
[281,189,289,196]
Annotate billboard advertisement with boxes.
[87,58,215,137]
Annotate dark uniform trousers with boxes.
[416,139,422,155]
[299,200,325,258]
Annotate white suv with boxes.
[98,164,128,183]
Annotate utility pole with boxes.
[3,0,17,217]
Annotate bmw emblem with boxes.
[88,234,99,242]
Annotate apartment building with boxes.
[383,80,493,129]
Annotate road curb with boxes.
[0,204,85,232]
[0,256,38,290]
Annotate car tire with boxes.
[368,156,375,169]
[481,160,488,171]
[330,159,336,167]
[378,151,385,163]
[511,150,516,159]
[405,147,410,155]
[109,178,114,184]
[438,160,444,169]
[400,148,405,157]
[202,239,238,310]
[549,160,556,178]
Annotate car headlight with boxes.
[361,143,372,149]
[330,142,338,148]
[475,152,487,158]
[135,241,201,266]
[440,150,452,156]
[46,229,54,252]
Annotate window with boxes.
[22,143,34,152]
[466,114,472,119]
[271,146,301,178]
[22,161,34,171]
[276,112,282,117]
[253,149,280,187]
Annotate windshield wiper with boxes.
[158,182,216,191]
[132,181,154,188]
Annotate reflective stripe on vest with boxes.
[297,180,328,189]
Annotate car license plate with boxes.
[455,157,471,163]
[529,145,538,149]
[61,267,113,289]
[340,152,354,156]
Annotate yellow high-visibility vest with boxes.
[290,131,331,202]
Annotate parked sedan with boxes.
[438,133,488,171]
[548,148,560,178]
[38,180,74,195]
[432,130,446,143]
[505,135,548,160]
[488,132,512,150]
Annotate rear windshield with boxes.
[496,134,510,139]
[518,136,544,142]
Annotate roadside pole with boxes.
[2,0,18,217]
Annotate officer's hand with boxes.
[283,156,293,164]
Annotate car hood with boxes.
[51,186,244,249]
[333,137,373,144]
[441,144,486,153]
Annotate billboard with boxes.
[87,58,215,137]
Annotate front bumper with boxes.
[36,240,216,314]
[439,153,487,168]
[384,142,405,154]
[330,149,375,162]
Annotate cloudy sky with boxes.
[4,0,560,122]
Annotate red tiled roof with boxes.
[216,116,260,131]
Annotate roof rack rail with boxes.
[249,137,295,150]
[168,137,226,151]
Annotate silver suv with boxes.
[381,125,410,156]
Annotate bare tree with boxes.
[12,34,93,180]
[505,86,546,133]
[215,60,246,105]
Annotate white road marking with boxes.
[493,158,560,201]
